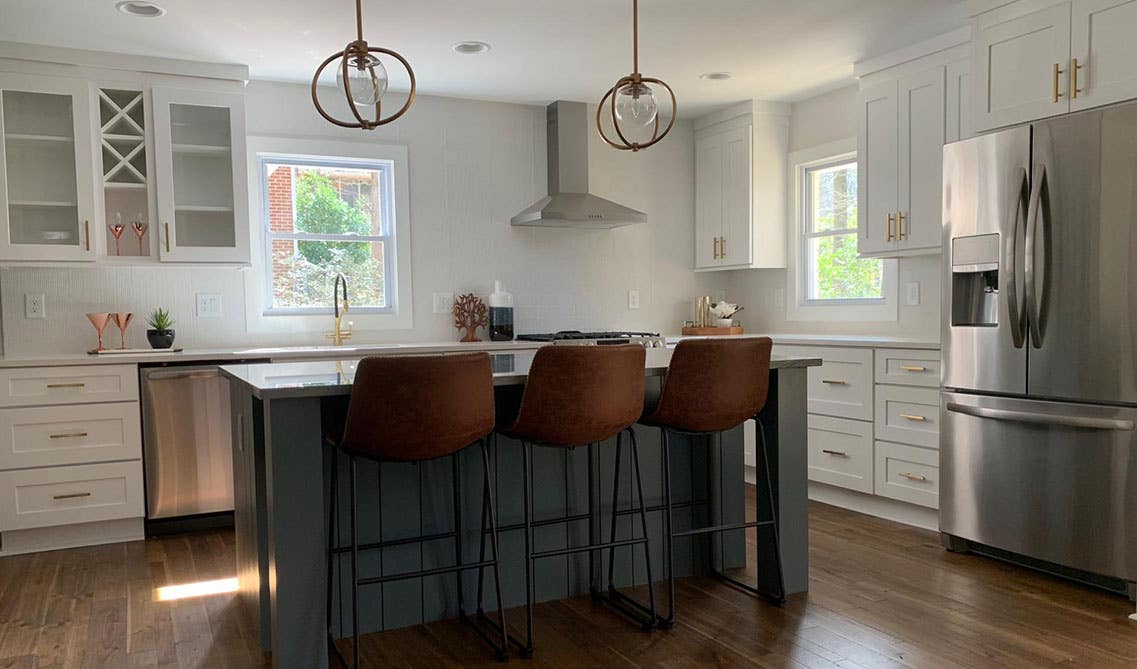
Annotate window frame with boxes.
[258,155,396,315]
[243,136,413,335]
[786,138,897,322]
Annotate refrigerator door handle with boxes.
[1005,167,1029,349]
[1024,163,1046,349]
[946,402,1136,431]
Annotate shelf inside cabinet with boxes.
[4,133,73,144]
[171,143,230,155]
[175,204,233,212]
[9,200,78,207]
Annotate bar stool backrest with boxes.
[649,337,773,433]
[340,353,495,462]
[508,345,646,446]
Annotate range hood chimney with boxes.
[511,101,647,229]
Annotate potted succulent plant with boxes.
[146,308,176,349]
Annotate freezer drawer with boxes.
[941,391,1137,581]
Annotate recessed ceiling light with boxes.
[699,72,732,81]
[115,1,165,17]
[452,41,492,55]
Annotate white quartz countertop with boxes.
[665,333,940,350]
[221,350,823,400]
[0,340,547,369]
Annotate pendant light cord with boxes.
[355,0,364,43]
[632,0,639,74]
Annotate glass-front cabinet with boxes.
[152,87,248,263]
[0,73,96,261]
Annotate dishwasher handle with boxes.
[143,368,221,382]
[946,402,1136,431]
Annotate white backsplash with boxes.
[0,84,723,356]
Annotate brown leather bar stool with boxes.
[501,344,657,657]
[641,337,785,628]
[325,353,508,667]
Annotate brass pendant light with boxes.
[597,0,677,152]
[311,0,416,129]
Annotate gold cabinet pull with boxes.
[720,237,726,258]
[1053,63,1065,103]
[821,379,848,385]
[886,213,895,241]
[899,413,928,422]
[46,382,85,389]
[1071,57,1083,99]
[897,212,907,240]
[713,237,719,260]
[821,449,848,457]
[53,492,91,500]
[899,472,928,482]
[49,432,88,439]
[84,220,90,251]
[900,365,927,372]
[164,222,171,252]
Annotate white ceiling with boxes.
[0,0,967,117]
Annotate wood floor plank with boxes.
[2,498,1136,668]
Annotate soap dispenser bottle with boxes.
[488,280,514,341]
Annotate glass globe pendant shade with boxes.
[614,81,658,131]
[336,53,389,108]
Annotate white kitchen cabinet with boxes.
[778,345,874,420]
[972,1,1072,130]
[0,73,97,261]
[807,415,874,494]
[874,441,939,509]
[152,87,249,263]
[857,80,899,257]
[1069,0,1137,111]
[694,101,789,271]
[874,385,940,449]
[946,59,973,143]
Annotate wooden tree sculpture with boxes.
[453,293,488,343]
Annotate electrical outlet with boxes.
[24,293,45,319]
[433,292,453,315]
[905,282,921,306]
[196,293,223,318]
[627,289,641,310]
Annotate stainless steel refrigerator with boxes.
[941,101,1137,596]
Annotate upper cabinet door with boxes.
[857,79,899,256]
[694,129,724,269]
[973,1,1072,131]
[719,125,753,267]
[152,87,248,264]
[1069,0,1137,111]
[945,59,973,144]
[0,74,96,261]
[897,66,946,253]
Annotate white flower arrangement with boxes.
[709,301,741,319]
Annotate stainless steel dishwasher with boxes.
[141,364,237,520]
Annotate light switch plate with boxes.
[905,282,921,306]
[24,293,45,319]
[627,289,641,310]
[433,293,454,315]
[196,293,223,318]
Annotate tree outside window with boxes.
[802,160,882,302]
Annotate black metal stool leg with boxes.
[756,418,786,603]
[349,454,360,669]
[606,431,623,591]
[452,453,465,619]
[521,440,535,657]
[480,439,510,661]
[658,428,676,628]
[627,428,658,627]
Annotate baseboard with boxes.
[807,481,938,531]
[0,517,144,556]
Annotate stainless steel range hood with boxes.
[511,101,647,229]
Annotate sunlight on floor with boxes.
[155,577,238,601]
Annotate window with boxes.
[786,139,896,322]
[800,158,883,303]
[260,156,394,313]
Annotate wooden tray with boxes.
[681,326,743,336]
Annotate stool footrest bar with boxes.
[673,519,774,538]
[357,559,497,586]
[531,536,647,560]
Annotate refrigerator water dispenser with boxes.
[951,233,1000,327]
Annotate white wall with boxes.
[728,84,942,340]
[1,81,722,355]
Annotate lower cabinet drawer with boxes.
[807,414,873,494]
[875,385,940,448]
[0,402,142,470]
[778,346,874,421]
[0,461,144,531]
[0,365,137,407]
[874,441,938,509]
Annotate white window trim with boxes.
[243,135,413,335]
[786,138,897,322]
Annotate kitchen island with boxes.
[221,348,821,667]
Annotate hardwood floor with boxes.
[2,499,1135,668]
